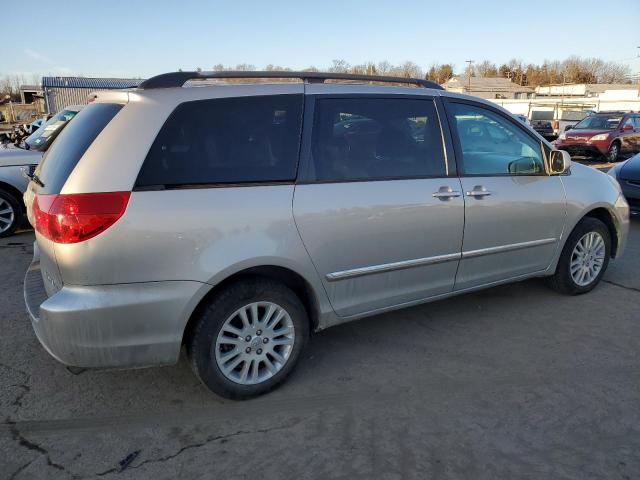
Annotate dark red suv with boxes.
[555,112,640,162]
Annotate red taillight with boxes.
[33,192,130,244]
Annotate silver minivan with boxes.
[23,71,629,399]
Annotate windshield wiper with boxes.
[21,168,45,187]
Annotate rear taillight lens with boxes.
[33,192,130,244]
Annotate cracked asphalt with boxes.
[1,218,639,480]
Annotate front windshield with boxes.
[25,109,78,151]
[573,114,622,130]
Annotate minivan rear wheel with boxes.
[546,217,611,295]
[0,189,23,238]
[187,278,309,399]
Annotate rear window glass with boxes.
[530,111,554,121]
[35,103,123,194]
[25,109,79,152]
[135,94,303,188]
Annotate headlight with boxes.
[558,133,566,141]
[590,134,609,141]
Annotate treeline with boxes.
[1,56,632,101]
[209,56,632,87]
[448,56,632,86]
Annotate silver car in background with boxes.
[0,106,82,236]
[23,72,629,399]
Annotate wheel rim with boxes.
[0,198,15,234]
[609,144,618,161]
[570,232,606,287]
[214,301,295,385]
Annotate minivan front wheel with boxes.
[547,217,611,295]
[187,279,308,399]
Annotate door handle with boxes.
[432,186,461,200]
[466,186,492,198]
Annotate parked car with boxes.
[554,110,590,136]
[608,153,640,215]
[24,118,46,135]
[0,106,82,236]
[513,114,530,126]
[23,71,629,399]
[555,112,640,162]
[529,110,555,138]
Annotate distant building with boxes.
[443,76,535,99]
[41,76,143,113]
[535,83,638,98]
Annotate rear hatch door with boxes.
[25,103,125,296]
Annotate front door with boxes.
[294,95,464,317]
[445,100,566,291]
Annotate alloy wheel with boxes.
[0,198,15,234]
[214,301,295,385]
[570,231,606,287]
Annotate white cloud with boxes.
[24,48,51,63]
[54,66,74,75]
[22,49,75,76]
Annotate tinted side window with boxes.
[449,103,544,175]
[310,98,446,181]
[136,95,303,187]
[35,103,122,194]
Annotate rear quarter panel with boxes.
[53,186,336,326]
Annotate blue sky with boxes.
[4,0,640,79]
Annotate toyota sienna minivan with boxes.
[24,71,629,399]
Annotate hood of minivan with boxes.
[0,147,42,167]
[619,154,640,181]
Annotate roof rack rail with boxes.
[138,71,444,90]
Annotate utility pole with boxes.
[465,60,474,93]
[637,46,639,96]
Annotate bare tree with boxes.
[475,60,498,78]
[328,59,350,73]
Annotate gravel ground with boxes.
[1,218,639,480]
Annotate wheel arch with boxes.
[182,265,321,347]
[581,206,620,258]
[0,180,25,211]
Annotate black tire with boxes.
[607,141,620,162]
[546,217,611,295]
[0,189,23,238]
[186,278,309,399]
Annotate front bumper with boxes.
[557,143,608,157]
[24,244,207,368]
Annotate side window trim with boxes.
[297,93,452,184]
[442,97,549,177]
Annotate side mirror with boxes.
[549,149,571,174]
[564,125,573,131]
[623,124,634,131]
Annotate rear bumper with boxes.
[24,244,208,368]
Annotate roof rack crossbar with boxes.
[138,71,443,90]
